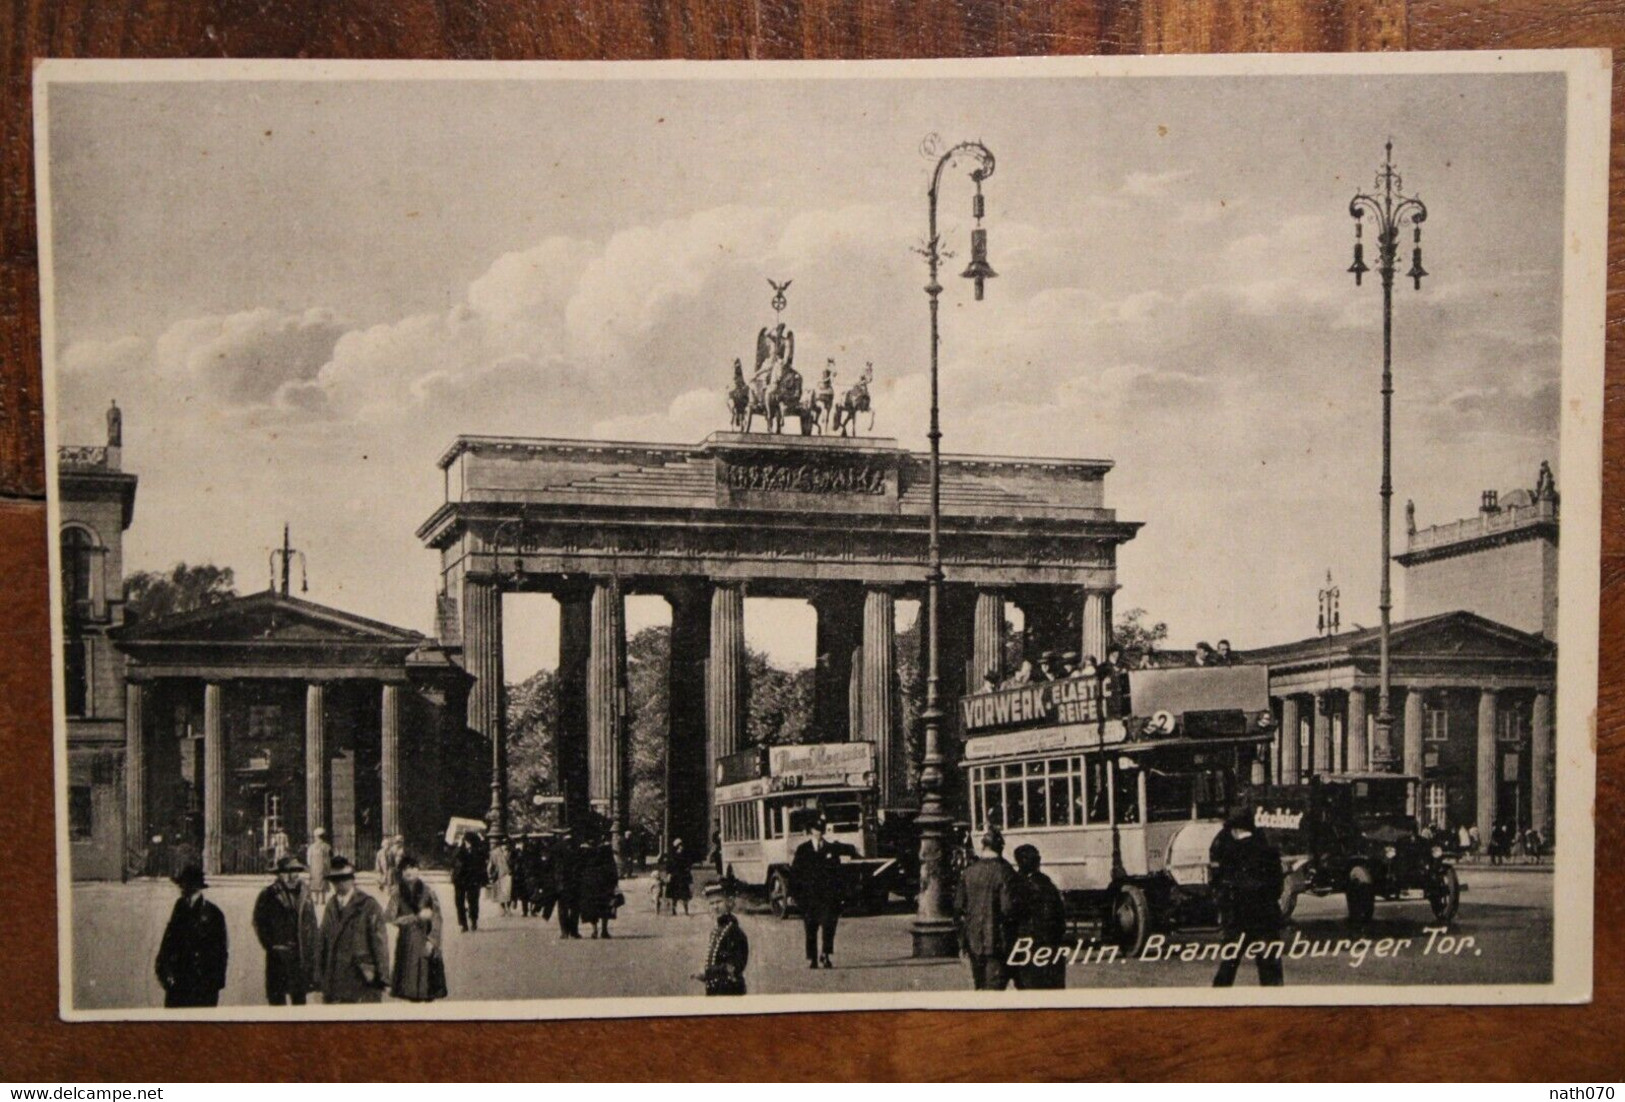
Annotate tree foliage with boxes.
[504,666,559,834]
[123,563,238,622]
[1114,607,1170,657]
[504,624,817,841]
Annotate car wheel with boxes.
[768,871,792,920]
[1428,865,1461,924]
[1110,884,1151,956]
[1278,876,1300,921]
[1346,865,1376,925]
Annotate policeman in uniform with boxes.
[1209,805,1286,987]
[695,880,749,996]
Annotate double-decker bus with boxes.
[714,741,903,918]
[959,664,1276,952]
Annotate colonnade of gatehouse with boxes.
[455,575,1120,849]
[418,432,1142,846]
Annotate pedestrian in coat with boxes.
[553,834,582,938]
[790,817,858,968]
[694,881,749,996]
[488,839,514,914]
[305,828,332,907]
[1209,806,1286,987]
[374,838,393,893]
[532,837,559,921]
[661,838,695,916]
[954,828,1022,990]
[1011,845,1068,990]
[578,840,621,938]
[318,857,390,1003]
[251,855,319,1005]
[155,864,228,1008]
[388,854,447,1002]
[450,832,488,932]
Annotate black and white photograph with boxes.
[35,51,1606,1020]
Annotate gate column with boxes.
[707,583,746,799]
[1530,690,1553,842]
[860,586,900,806]
[462,576,506,835]
[588,578,627,844]
[972,589,1005,687]
[557,586,592,830]
[1347,688,1369,774]
[1279,696,1301,784]
[667,581,712,851]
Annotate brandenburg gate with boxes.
[417,431,1140,849]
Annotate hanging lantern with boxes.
[1348,219,1368,285]
[961,227,997,300]
[1407,226,1427,289]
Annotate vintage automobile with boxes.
[959,664,1276,954]
[714,741,906,917]
[1248,773,1462,925]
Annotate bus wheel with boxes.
[1346,865,1376,925]
[769,871,792,920]
[1110,884,1151,956]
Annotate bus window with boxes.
[1025,763,1047,828]
[984,773,1005,829]
[1148,768,1196,822]
[820,801,862,827]
[1114,764,1141,824]
[1005,764,1027,828]
[1047,760,1071,827]
[1087,759,1109,823]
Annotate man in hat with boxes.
[790,816,857,969]
[694,880,749,996]
[954,827,1022,990]
[1209,805,1286,987]
[317,856,390,1003]
[252,854,319,1005]
[305,827,332,907]
[1011,844,1068,990]
[154,864,229,1008]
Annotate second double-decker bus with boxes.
[714,741,903,917]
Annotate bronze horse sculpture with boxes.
[831,363,875,437]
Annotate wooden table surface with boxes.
[0,0,1620,1081]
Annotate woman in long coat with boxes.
[578,841,621,938]
[488,840,514,913]
[388,854,447,1002]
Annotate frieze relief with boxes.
[724,460,888,495]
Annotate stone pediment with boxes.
[1355,612,1554,659]
[1244,610,1555,670]
[115,590,423,647]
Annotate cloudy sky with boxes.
[44,66,1566,675]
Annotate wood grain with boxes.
[0,0,1620,1081]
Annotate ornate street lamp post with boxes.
[1347,141,1428,771]
[913,137,996,958]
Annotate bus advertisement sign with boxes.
[958,675,1116,734]
[767,742,876,788]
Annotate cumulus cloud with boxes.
[52,191,1563,652]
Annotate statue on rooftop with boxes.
[832,362,875,437]
[106,399,122,447]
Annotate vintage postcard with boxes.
[34,51,1606,1020]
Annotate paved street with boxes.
[71,867,1552,1010]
